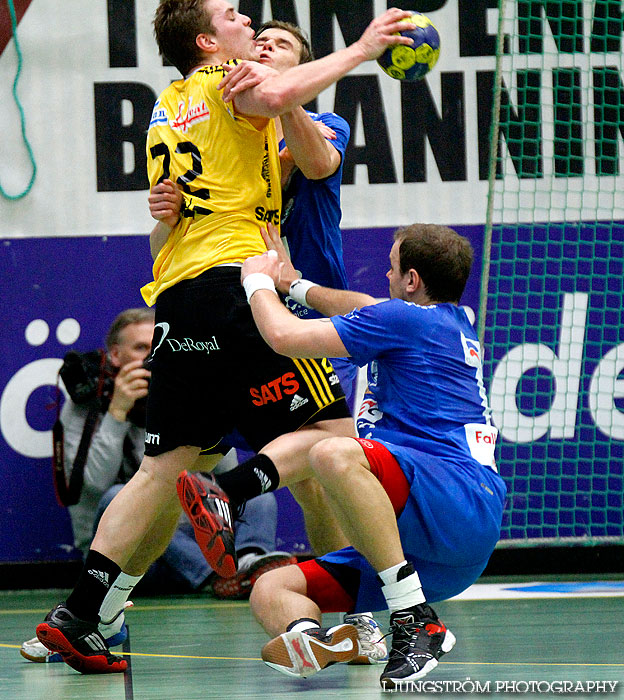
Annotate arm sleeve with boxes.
[61,400,130,497]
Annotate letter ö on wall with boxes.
[0,359,66,458]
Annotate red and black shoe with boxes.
[176,470,237,578]
[211,551,298,600]
[380,603,456,690]
[35,603,127,674]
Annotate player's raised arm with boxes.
[219,9,416,117]
[279,108,341,181]
[217,65,341,180]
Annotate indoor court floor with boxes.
[1,577,623,700]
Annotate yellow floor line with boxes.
[2,643,623,667]
[1,643,260,661]
[0,602,248,615]
[124,652,262,661]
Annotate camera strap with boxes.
[52,350,108,507]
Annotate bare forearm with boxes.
[250,291,311,356]
[236,44,367,118]
[280,109,339,180]
[250,290,348,358]
[150,221,173,260]
[270,243,377,316]
[301,286,377,318]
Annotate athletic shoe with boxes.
[176,470,237,579]
[211,551,298,600]
[35,603,127,674]
[20,623,128,663]
[261,623,359,678]
[380,603,456,690]
[344,612,389,664]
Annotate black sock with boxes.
[66,550,121,622]
[397,562,415,581]
[286,618,320,632]
[216,454,280,505]
[236,547,265,558]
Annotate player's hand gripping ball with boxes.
[377,11,440,81]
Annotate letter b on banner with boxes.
[94,82,157,191]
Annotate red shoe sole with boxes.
[177,471,237,578]
[36,624,127,674]
[212,555,298,599]
[248,556,298,586]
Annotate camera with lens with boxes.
[59,350,148,427]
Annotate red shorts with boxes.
[352,437,409,515]
[297,438,410,613]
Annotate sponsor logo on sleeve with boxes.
[149,99,168,129]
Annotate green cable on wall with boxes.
[1,0,37,200]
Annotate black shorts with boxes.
[143,267,350,456]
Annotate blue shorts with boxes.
[319,443,506,612]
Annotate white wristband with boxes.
[243,273,277,303]
[288,278,319,308]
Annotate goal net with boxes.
[482,0,624,546]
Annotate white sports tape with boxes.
[243,273,277,303]
[288,278,319,308]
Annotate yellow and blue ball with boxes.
[377,12,440,81]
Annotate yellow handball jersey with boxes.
[141,61,281,306]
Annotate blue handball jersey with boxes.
[280,111,350,321]
[331,299,499,471]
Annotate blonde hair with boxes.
[106,308,155,349]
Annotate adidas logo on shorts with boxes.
[290,394,308,412]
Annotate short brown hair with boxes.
[255,20,314,64]
[154,0,216,75]
[106,308,155,350]
[394,224,473,304]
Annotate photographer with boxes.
[63,308,154,554]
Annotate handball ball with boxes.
[377,12,440,81]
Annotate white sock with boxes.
[379,563,426,613]
[345,611,373,620]
[288,619,320,635]
[98,572,143,633]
